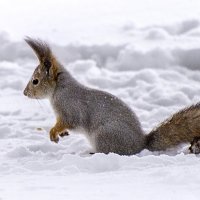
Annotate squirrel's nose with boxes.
[23,88,28,96]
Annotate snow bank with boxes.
[2,18,200,72]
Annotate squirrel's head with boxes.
[24,37,59,99]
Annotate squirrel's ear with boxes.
[25,37,52,63]
[43,59,52,76]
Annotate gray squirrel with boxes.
[23,38,200,155]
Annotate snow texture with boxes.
[1,0,200,199]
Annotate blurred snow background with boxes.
[1,0,200,199]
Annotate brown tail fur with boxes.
[146,103,200,151]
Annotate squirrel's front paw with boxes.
[59,131,69,137]
[49,128,59,143]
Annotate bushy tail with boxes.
[146,103,200,151]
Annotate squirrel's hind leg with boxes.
[94,127,139,155]
[189,137,200,154]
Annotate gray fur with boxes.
[51,68,146,155]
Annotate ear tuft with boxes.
[25,37,52,62]
[44,59,52,76]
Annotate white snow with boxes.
[1,0,200,199]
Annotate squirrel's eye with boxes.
[32,79,39,85]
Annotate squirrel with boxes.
[23,37,200,155]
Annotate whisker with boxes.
[36,97,47,113]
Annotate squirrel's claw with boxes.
[50,134,59,143]
[53,136,59,143]
[59,131,69,137]
[49,128,59,143]
[49,131,68,143]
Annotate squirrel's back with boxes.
[146,103,200,151]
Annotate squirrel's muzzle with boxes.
[23,88,28,96]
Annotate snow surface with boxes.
[1,0,200,199]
